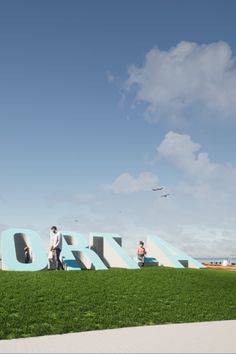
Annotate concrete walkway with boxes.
[0,320,236,353]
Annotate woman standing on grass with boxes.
[137,241,146,267]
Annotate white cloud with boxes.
[157,131,236,196]
[157,131,218,178]
[125,41,236,122]
[99,172,159,194]
[39,132,236,258]
[155,131,236,242]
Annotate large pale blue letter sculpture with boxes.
[147,235,206,269]
[90,232,139,269]
[1,228,47,271]
[61,231,107,270]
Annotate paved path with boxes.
[0,320,236,353]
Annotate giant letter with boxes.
[1,228,47,271]
[147,235,206,269]
[90,232,139,269]
[61,231,107,270]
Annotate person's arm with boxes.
[53,233,60,249]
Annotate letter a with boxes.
[147,234,206,269]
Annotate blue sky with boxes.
[1,0,236,257]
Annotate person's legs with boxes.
[55,248,64,270]
[138,255,145,267]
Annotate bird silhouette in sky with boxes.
[152,187,164,191]
[161,193,170,198]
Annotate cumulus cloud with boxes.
[157,131,236,207]
[99,172,159,194]
[157,131,218,178]
[41,131,236,257]
[125,41,236,122]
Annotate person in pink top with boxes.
[137,241,146,267]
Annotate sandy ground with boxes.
[0,320,236,353]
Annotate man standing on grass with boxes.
[50,226,64,270]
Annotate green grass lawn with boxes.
[0,267,236,339]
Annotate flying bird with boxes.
[152,187,164,191]
[161,193,170,198]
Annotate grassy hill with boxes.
[0,267,236,339]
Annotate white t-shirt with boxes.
[51,231,63,250]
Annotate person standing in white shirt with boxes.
[50,226,64,270]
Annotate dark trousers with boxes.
[138,255,145,267]
[55,248,64,270]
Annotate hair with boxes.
[139,241,144,245]
[51,226,57,231]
